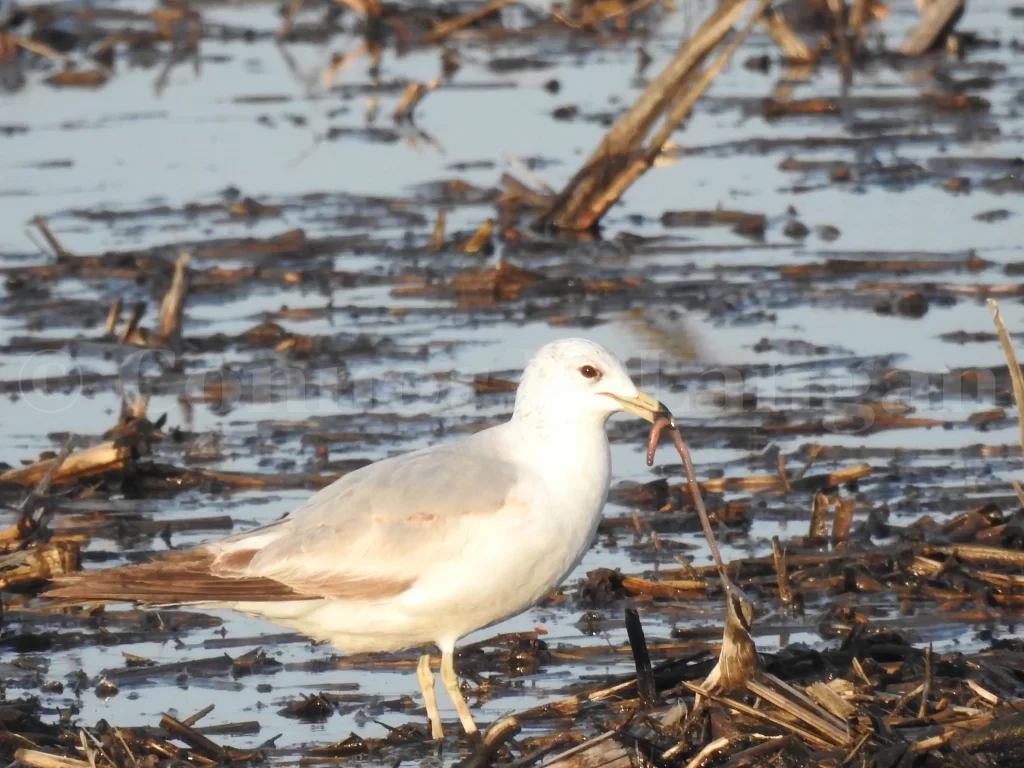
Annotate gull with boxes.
[46,338,668,740]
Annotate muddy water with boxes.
[2,0,1024,755]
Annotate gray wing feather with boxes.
[214,429,523,594]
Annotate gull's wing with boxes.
[210,432,524,598]
[46,429,526,605]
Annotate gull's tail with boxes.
[44,548,313,605]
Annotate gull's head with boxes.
[514,338,668,426]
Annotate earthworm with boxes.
[645,413,726,573]
[645,413,674,467]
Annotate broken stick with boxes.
[899,0,963,56]
[535,0,768,231]
[158,251,191,351]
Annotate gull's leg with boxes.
[439,647,478,736]
[417,652,444,740]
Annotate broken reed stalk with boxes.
[899,0,963,56]
[704,584,759,691]
[182,704,216,727]
[426,0,514,42]
[808,491,829,539]
[460,219,494,254]
[745,676,849,745]
[19,438,75,511]
[988,298,1024,460]
[277,0,305,38]
[15,749,91,768]
[583,0,770,228]
[159,714,225,760]
[776,453,791,492]
[17,437,76,537]
[393,81,429,121]
[541,733,628,768]
[458,716,520,768]
[159,714,261,762]
[624,608,658,708]
[10,36,65,62]
[825,0,852,84]
[832,498,853,545]
[849,0,871,37]
[328,0,378,16]
[1012,479,1024,509]
[0,540,81,588]
[0,442,129,487]
[771,536,793,604]
[118,389,150,424]
[430,210,446,251]
[158,251,191,352]
[120,302,146,344]
[683,738,731,768]
[535,0,761,231]
[32,216,71,260]
[680,682,830,748]
[105,297,123,336]
[761,7,815,63]
[918,644,933,718]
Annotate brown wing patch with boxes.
[281,573,416,601]
[212,547,415,600]
[45,548,417,605]
[212,547,259,574]
[44,549,315,605]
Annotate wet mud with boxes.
[3,0,1024,764]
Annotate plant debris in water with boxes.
[3,0,1024,764]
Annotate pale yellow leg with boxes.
[416,653,444,740]
[440,648,478,736]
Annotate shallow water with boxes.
[2,0,1024,755]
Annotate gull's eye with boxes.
[579,365,602,381]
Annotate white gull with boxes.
[47,338,667,739]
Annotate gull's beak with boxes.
[603,389,672,423]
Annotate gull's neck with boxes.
[509,403,610,445]
[506,405,612,536]
[507,405,612,485]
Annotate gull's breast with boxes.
[424,441,610,642]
